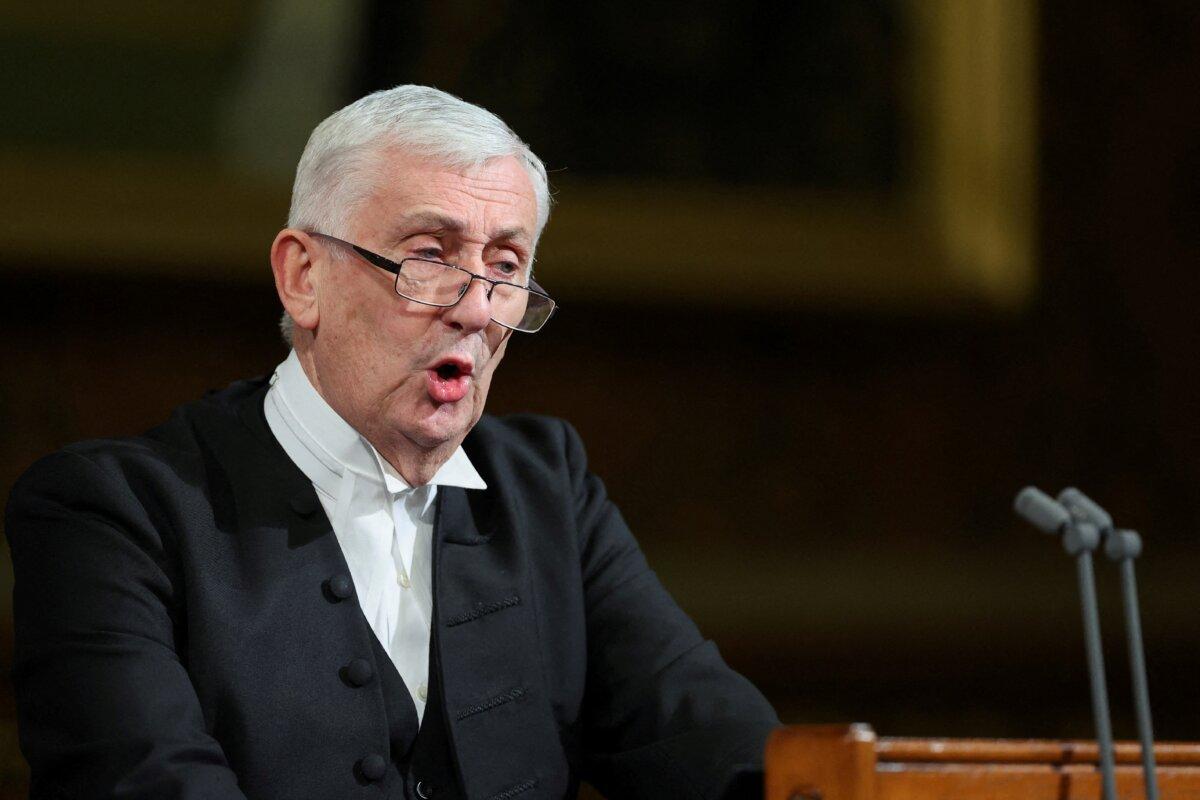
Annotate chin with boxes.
[405,402,479,450]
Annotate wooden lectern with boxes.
[767,725,1200,800]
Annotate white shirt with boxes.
[263,350,487,723]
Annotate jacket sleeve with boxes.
[5,449,247,800]
[562,421,780,800]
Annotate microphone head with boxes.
[1057,487,1114,531]
[1104,528,1142,560]
[1014,486,1071,534]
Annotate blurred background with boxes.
[2,0,1200,794]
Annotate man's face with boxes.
[306,151,538,459]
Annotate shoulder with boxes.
[465,413,589,479]
[463,415,612,535]
[7,376,272,512]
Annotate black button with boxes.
[359,754,386,782]
[415,779,433,798]
[325,574,354,601]
[346,658,374,687]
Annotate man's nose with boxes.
[442,276,493,332]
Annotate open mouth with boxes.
[432,356,473,379]
[436,362,462,380]
[426,357,474,404]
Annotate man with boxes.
[6,85,778,799]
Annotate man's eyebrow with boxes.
[493,226,532,246]
[389,211,463,237]
[387,213,531,248]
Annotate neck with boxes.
[370,433,455,487]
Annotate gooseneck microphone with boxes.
[1014,487,1117,800]
[1059,488,1159,800]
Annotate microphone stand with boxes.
[1107,528,1159,800]
[1015,488,1117,800]
[1059,488,1160,800]
[1062,520,1119,800]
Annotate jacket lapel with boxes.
[434,486,570,799]
[227,385,384,656]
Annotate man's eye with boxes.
[414,248,444,261]
[494,261,521,278]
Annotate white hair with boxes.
[279,84,552,345]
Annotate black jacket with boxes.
[6,378,779,799]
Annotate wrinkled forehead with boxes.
[354,150,540,244]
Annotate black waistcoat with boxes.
[367,625,461,800]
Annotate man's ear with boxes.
[270,230,320,332]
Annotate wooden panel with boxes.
[878,738,1200,766]
[768,726,1200,800]
[1061,765,1200,800]
[876,765,1063,800]
[766,725,879,800]
[878,765,1200,800]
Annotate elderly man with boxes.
[6,86,778,799]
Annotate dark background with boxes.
[3,1,1200,794]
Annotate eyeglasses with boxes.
[309,232,557,333]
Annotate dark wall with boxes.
[3,1,1200,794]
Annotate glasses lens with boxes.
[396,259,555,332]
[396,259,462,305]
[516,293,555,332]
[489,283,531,329]
[497,286,555,332]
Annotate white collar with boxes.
[265,349,487,502]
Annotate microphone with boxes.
[1059,488,1159,800]
[1058,487,1114,530]
[1014,486,1117,800]
[1014,486,1072,534]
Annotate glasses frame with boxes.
[308,231,557,333]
